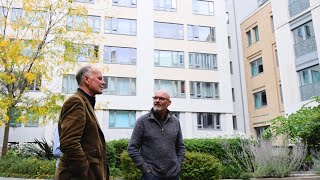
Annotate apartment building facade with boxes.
[271,0,320,115]
[225,0,260,135]
[0,0,241,144]
[240,1,284,138]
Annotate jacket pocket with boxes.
[86,149,99,164]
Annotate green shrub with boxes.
[0,156,55,179]
[120,151,141,180]
[107,139,129,169]
[180,152,222,180]
[119,151,222,180]
[185,137,245,179]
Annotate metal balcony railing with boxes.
[289,0,310,17]
[300,82,320,101]
[294,37,317,58]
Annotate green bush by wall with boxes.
[0,155,55,179]
[119,151,222,180]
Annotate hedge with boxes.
[0,156,55,179]
[120,151,222,180]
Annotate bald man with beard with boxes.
[128,90,186,180]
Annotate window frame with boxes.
[112,0,137,7]
[250,57,263,77]
[188,52,217,70]
[105,17,137,36]
[253,90,267,109]
[154,21,184,40]
[109,110,136,129]
[154,79,186,98]
[103,76,136,96]
[188,25,215,42]
[197,112,221,130]
[154,0,177,11]
[192,0,214,16]
[190,81,219,99]
[103,46,136,65]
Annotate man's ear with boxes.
[84,76,90,84]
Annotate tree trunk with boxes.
[1,123,10,157]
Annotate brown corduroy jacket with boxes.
[55,90,109,180]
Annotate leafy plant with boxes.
[33,137,54,160]
[0,156,55,179]
[223,139,307,178]
[263,96,320,150]
[180,152,223,180]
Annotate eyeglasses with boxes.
[152,96,169,101]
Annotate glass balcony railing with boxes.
[294,37,317,58]
[300,82,320,101]
[289,0,310,17]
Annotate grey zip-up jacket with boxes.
[127,109,186,177]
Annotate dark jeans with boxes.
[142,172,179,180]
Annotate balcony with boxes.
[289,0,310,17]
[257,0,268,7]
[300,82,320,101]
[294,37,317,58]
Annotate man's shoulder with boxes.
[169,112,180,122]
[137,113,150,122]
[63,93,83,107]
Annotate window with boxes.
[103,77,136,96]
[73,0,95,3]
[254,90,267,109]
[250,58,263,76]
[230,61,233,74]
[279,84,283,103]
[0,6,8,18]
[20,40,41,58]
[226,12,229,24]
[192,0,214,15]
[109,110,136,128]
[113,0,137,7]
[154,22,184,40]
[293,21,315,44]
[104,46,136,64]
[66,44,99,62]
[299,65,320,101]
[189,53,217,70]
[275,49,279,67]
[232,88,235,102]
[246,31,252,46]
[188,25,215,42]
[190,81,219,99]
[11,8,47,27]
[24,113,39,127]
[62,74,78,94]
[67,15,100,32]
[233,116,237,130]
[255,126,269,138]
[11,8,22,22]
[253,26,259,42]
[154,50,184,68]
[228,36,231,49]
[298,65,320,86]
[270,16,274,32]
[9,108,22,127]
[105,18,137,35]
[154,0,176,11]
[197,113,220,130]
[27,75,41,91]
[154,79,185,98]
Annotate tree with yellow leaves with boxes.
[0,0,98,157]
